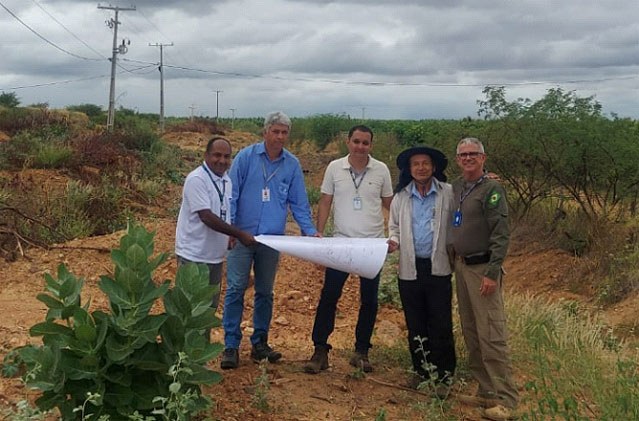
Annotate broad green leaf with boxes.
[160,316,185,352]
[75,324,97,342]
[163,288,192,321]
[184,365,223,385]
[186,309,217,330]
[106,334,134,362]
[118,267,143,294]
[36,293,64,309]
[30,322,74,337]
[126,243,148,268]
[99,276,133,308]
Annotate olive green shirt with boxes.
[451,177,509,281]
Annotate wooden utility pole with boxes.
[149,42,173,134]
[214,90,223,122]
[229,108,236,129]
[98,4,136,132]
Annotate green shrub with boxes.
[306,185,321,206]
[10,223,223,419]
[0,131,40,168]
[378,252,401,308]
[34,143,74,169]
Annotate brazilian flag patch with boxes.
[487,190,501,207]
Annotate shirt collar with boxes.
[257,141,286,162]
[202,161,228,181]
[410,180,437,198]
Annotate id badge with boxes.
[220,207,227,221]
[353,196,362,210]
[453,210,462,227]
[262,187,271,202]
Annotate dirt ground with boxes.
[0,131,636,420]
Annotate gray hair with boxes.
[264,111,291,130]
[456,137,485,154]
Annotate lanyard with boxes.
[201,164,226,205]
[458,174,486,209]
[261,156,282,186]
[349,168,368,193]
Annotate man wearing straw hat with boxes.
[387,145,456,397]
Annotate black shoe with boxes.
[251,341,282,363]
[220,348,239,370]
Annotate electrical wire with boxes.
[0,0,104,62]
[0,64,157,91]
[29,0,106,60]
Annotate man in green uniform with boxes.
[450,137,518,421]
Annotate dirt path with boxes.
[0,217,485,420]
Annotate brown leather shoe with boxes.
[303,346,329,374]
[349,351,373,373]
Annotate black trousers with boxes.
[312,267,380,353]
[398,258,456,382]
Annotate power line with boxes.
[30,0,105,60]
[0,65,157,91]
[0,0,104,61]
[122,59,638,88]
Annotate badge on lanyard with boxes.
[353,196,362,210]
[453,209,462,227]
[220,206,227,221]
[262,187,271,202]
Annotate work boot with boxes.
[303,346,330,374]
[349,351,373,373]
[220,348,239,370]
[456,393,500,408]
[251,341,282,363]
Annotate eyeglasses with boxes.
[456,152,483,159]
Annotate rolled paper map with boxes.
[255,235,388,279]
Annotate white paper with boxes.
[255,235,388,279]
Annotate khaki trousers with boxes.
[455,259,519,408]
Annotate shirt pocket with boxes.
[278,181,289,206]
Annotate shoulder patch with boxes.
[487,190,501,207]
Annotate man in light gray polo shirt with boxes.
[304,125,393,374]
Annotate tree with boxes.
[0,91,20,108]
[477,86,639,220]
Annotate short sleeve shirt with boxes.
[175,163,231,264]
[321,155,393,238]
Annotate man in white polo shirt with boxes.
[175,136,256,339]
[304,125,393,374]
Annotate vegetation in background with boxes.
[508,294,639,420]
[4,224,223,419]
[0,91,20,108]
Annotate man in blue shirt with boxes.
[221,111,318,369]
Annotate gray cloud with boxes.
[1,0,637,119]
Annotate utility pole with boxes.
[149,42,173,134]
[361,107,366,120]
[229,108,236,129]
[188,104,197,121]
[98,3,136,132]
[214,90,223,122]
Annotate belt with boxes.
[460,252,491,266]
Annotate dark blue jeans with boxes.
[311,267,380,353]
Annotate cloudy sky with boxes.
[1,0,638,120]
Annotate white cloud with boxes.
[0,0,637,119]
